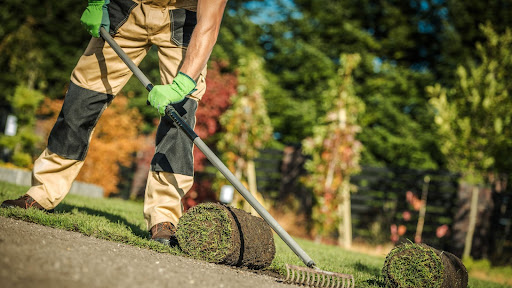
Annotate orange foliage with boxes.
[37,95,143,196]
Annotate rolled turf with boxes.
[382,243,468,288]
[176,203,275,269]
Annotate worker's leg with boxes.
[142,3,207,230]
[26,3,151,209]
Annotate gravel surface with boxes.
[0,217,299,288]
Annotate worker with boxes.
[1,0,228,247]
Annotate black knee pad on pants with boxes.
[48,82,113,160]
[151,97,197,176]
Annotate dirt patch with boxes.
[0,216,297,288]
[225,205,275,268]
[176,203,275,269]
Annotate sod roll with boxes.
[382,243,468,288]
[176,203,275,269]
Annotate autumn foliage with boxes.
[37,94,143,196]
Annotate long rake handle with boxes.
[100,27,316,268]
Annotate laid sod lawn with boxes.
[1,181,510,288]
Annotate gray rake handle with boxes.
[99,27,316,268]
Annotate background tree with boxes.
[0,86,44,167]
[428,24,512,259]
[0,19,46,167]
[302,54,364,246]
[439,0,512,83]
[428,24,512,183]
[217,53,273,211]
[0,0,90,101]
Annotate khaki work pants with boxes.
[27,0,206,230]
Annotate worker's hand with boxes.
[80,0,110,38]
[148,72,197,116]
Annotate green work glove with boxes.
[148,72,197,116]
[80,0,110,38]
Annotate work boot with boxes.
[150,222,179,247]
[1,194,53,212]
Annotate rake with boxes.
[100,27,355,288]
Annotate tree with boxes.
[428,24,512,259]
[0,86,44,167]
[302,54,364,246]
[357,61,441,169]
[0,19,46,167]
[217,53,273,211]
[439,0,512,83]
[0,0,91,101]
[428,24,512,182]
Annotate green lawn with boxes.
[1,181,510,288]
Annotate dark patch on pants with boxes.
[151,98,197,175]
[169,9,197,47]
[48,82,113,161]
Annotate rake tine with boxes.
[324,273,331,287]
[321,273,326,287]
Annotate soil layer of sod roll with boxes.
[382,243,468,288]
[176,203,275,269]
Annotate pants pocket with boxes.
[108,0,138,34]
[169,9,197,47]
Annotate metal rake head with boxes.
[285,264,355,288]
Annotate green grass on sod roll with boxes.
[382,243,444,288]
[176,203,234,263]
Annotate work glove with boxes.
[148,72,197,116]
[80,0,110,38]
